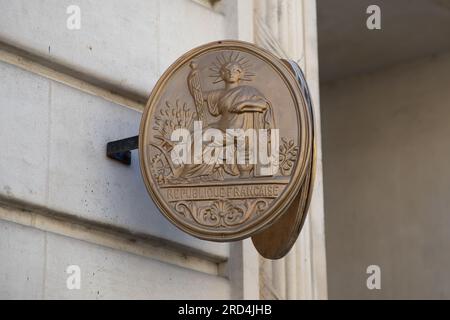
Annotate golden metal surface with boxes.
[139,40,314,253]
[251,58,316,259]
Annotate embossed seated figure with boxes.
[180,53,276,181]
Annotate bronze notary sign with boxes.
[111,40,315,259]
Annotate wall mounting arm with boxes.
[106,135,139,165]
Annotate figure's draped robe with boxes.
[181,85,275,180]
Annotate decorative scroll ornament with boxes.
[136,41,315,259]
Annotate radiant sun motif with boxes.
[209,52,256,84]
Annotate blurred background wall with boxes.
[318,0,450,299]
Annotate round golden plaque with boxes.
[139,41,314,258]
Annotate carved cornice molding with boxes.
[0,40,146,112]
[254,15,288,59]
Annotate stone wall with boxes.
[322,51,450,299]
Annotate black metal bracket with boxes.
[106,135,139,165]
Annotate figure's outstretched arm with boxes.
[233,98,269,113]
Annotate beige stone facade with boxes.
[0,0,327,299]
